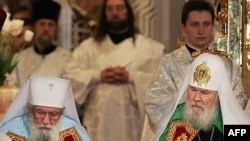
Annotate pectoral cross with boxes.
[48,83,54,91]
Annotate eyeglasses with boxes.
[32,109,62,120]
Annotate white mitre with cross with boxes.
[29,76,69,108]
[0,76,81,127]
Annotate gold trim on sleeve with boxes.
[59,127,82,141]
[6,131,26,141]
[165,120,198,141]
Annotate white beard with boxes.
[183,100,218,131]
[28,116,61,141]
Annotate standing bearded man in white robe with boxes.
[63,0,165,141]
[9,0,71,88]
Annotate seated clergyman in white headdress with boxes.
[153,53,250,141]
[0,76,91,141]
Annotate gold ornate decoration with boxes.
[59,127,82,141]
[191,43,229,58]
[193,61,211,86]
[6,131,26,141]
[175,133,188,141]
[217,0,228,37]
[165,120,198,141]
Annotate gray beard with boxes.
[30,134,50,141]
[36,34,53,47]
[183,100,218,131]
[28,116,61,141]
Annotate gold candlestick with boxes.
[218,0,228,37]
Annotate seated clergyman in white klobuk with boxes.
[0,76,90,141]
[153,53,250,141]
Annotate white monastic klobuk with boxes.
[153,53,250,141]
[30,76,69,108]
[0,76,81,126]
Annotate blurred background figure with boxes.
[9,0,71,88]
[63,0,164,141]
[10,5,31,19]
[10,5,34,52]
